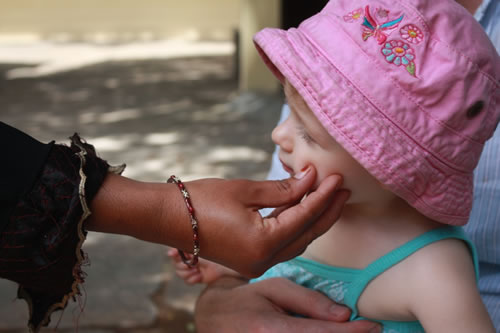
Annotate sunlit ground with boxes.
[0,36,234,79]
[0,39,280,182]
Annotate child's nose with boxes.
[271,120,293,153]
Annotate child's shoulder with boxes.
[358,233,479,324]
[402,235,476,292]
[408,233,473,268]
[398,236,493,331]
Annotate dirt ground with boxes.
[0,55,282,332]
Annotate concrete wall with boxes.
[0,0,240,42]
[239,0,281,92]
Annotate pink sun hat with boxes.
[254,0,500,225]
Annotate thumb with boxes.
[248,166,316,209]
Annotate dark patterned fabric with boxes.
[0,122,54,235]
[0,134,109,332]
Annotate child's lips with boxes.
[280,159,294,175]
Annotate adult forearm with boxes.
[85,172,192,250]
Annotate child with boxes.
[170,0,500,331]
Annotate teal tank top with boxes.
[251,226,479,333]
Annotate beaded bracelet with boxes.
[167,175,199,267]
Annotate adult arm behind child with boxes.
[195,276,381,333]
[169,250,380,332]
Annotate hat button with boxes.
[466,101,485,119]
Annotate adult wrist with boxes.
[167,175,200,267]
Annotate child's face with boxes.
[273,82,392,205]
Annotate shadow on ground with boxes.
[0,56,282,332]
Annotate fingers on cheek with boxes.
[288,201,315,226]
[323,191,349,220]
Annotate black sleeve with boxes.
[0,123,114,333]
[0,122,54,234]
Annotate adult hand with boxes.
[87,166,349,277]
[195,277,381,333]
[184,166,350,277]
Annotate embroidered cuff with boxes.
[0,134,122,332]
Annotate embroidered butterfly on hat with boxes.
[362,6,404,44]
[344,5,424,78]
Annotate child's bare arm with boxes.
[408,239,495,333]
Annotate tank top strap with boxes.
[344,226,479,318]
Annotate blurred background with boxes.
[0,1,327,332]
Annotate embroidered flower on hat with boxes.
[343,5,424,78]
[343,8,364,22]
[400,24,424,44]
[381,40,417,76]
